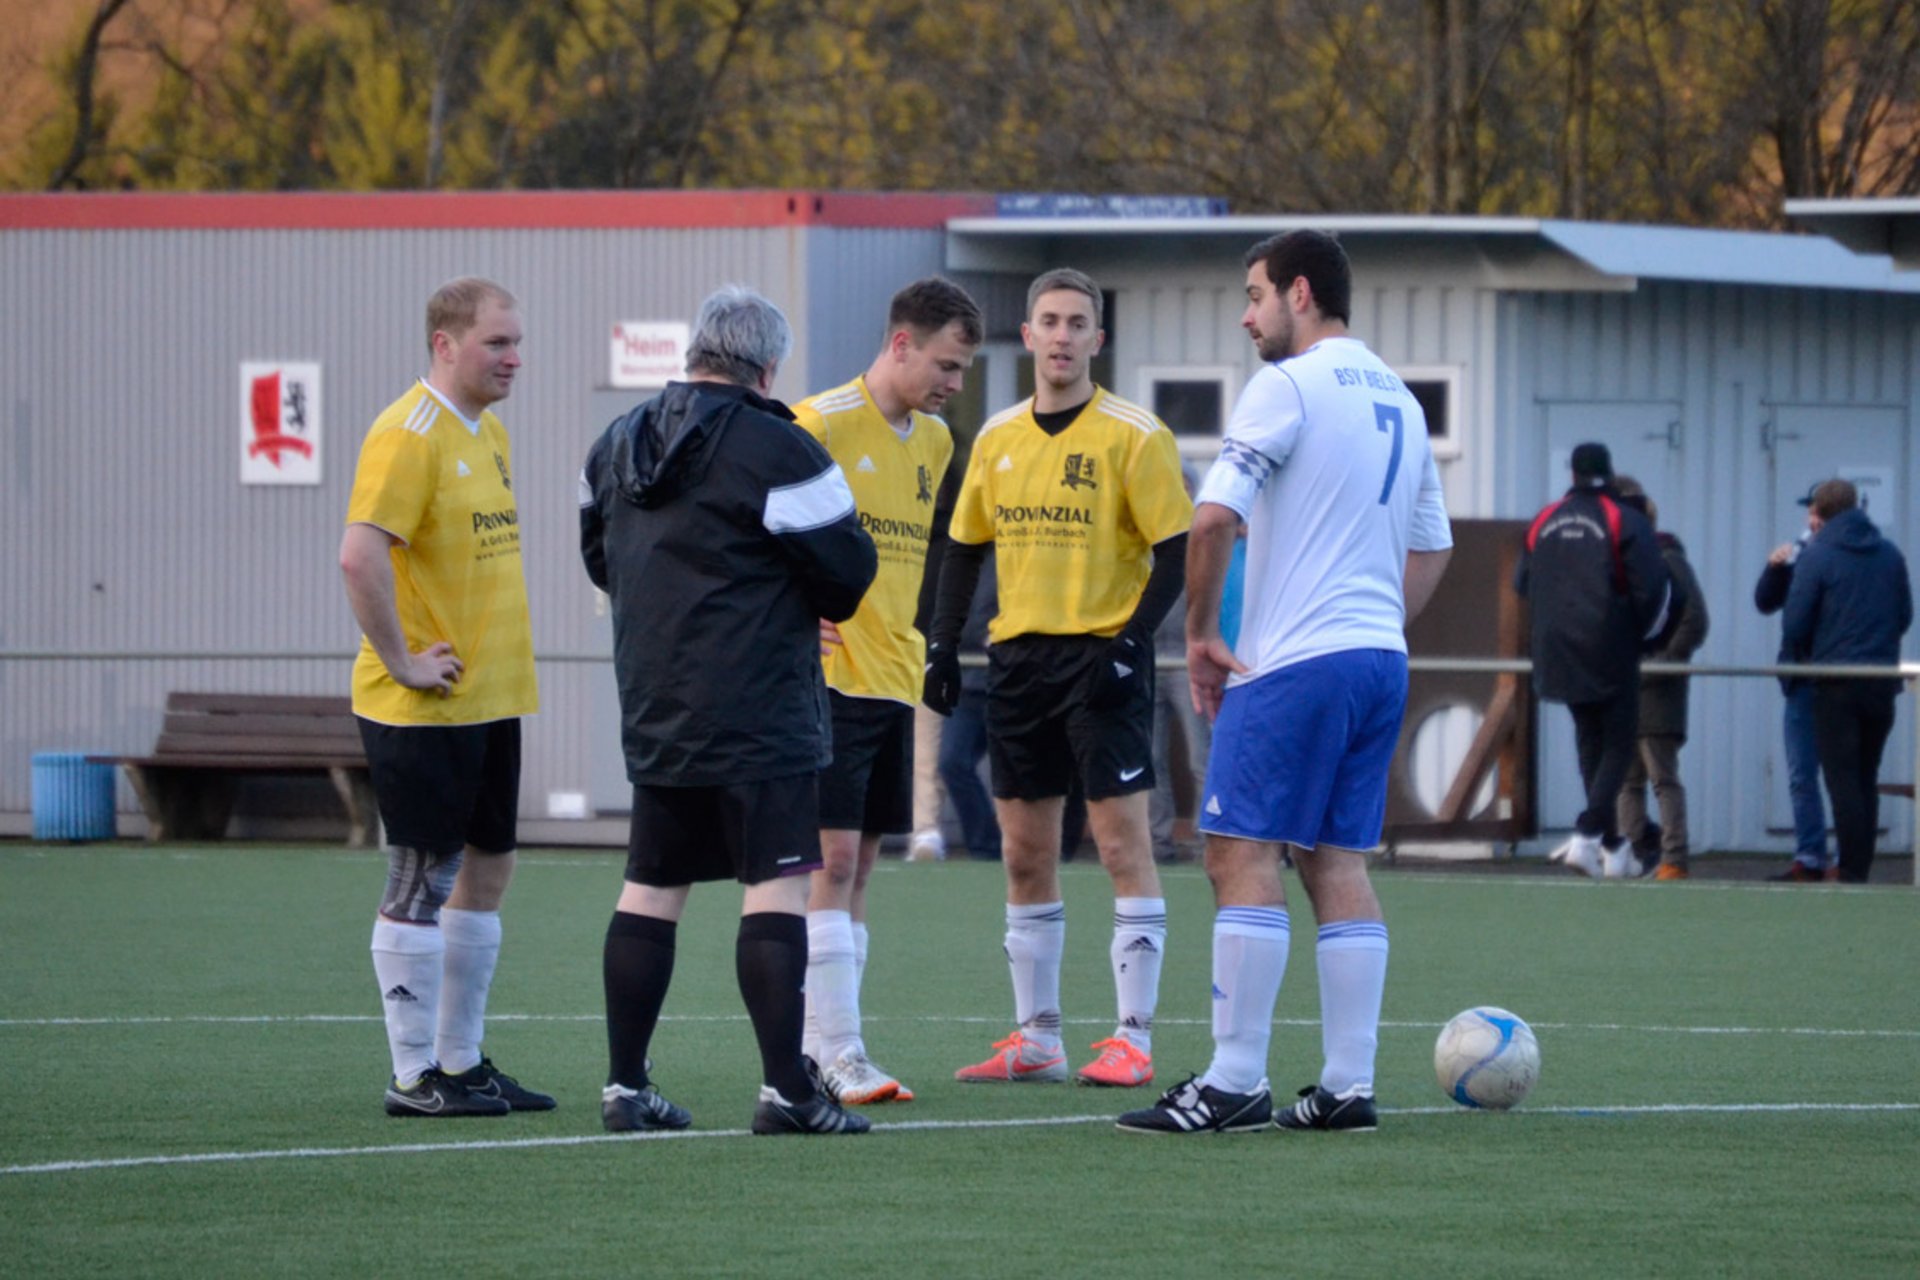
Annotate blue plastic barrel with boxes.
[31,752,116,841]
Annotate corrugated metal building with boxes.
[4,194,1917,853]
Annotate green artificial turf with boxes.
[1,844,1914,1278]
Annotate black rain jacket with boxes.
[581,380,877,785]
[1514,484,1672,705]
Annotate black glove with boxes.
[923,641,962,717]
[1088,632,1149,711]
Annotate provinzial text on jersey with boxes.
[472,508,519,533]
[859,512,932,541]
[995,503,1095,525]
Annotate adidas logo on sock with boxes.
[384,985,418,1003]
[1212,984,1227,1000]
[1123,936,1160,953]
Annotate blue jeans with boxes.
[937,688,1000,860]
[1784,684,1830,866]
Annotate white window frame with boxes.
[1136,365,1239,461]
[1397,365,1463,460]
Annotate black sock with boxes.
[604,911,676,1089]
[736,911,812,1101]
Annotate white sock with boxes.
[435,907,501,1075]
[851,920,871,1056]
[1006,901,1065,1051]
[1110,896,1167,1053]
[806,910,861,1063]
[851,920,870,991]
[371,916,444,1086]
[1199,907,1290,1095]
[1316,919,1389,1095]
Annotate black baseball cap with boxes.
[1570,442,1612,487]
[1795,481,1820,507]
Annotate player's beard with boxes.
[1253,313,1292,362]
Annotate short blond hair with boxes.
[426,277,516,354]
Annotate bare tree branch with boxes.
[47,0,135,189]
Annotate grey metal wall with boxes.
[802,228,950,389]
[0,222,939,835]
[1503,281,1920,853]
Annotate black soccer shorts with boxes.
[985,633,1156,802]
[624,772,824,887]
[357,717,520,855]
[816,690,914,835]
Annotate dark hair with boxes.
[889,277,984,347]
[1613,474,1657,525]
[1242,231,1351,324]
[1025,267,1103,327]
[1811,478,1858,519]
[426,277,515,354]
[685,284,792,386]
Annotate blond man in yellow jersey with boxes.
[792,277,983,1105]
[926,269,1193,1088]
[341,277,545,1119]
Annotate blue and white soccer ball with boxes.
[1434,1006,1540,1110]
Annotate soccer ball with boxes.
[1433,1006,1540,1110]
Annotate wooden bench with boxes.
[90,693,376,847]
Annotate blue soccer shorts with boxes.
[1200,649,1408,852]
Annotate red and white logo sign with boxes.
[240,361,322,485]
[610,322,688,390]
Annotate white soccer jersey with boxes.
[1195,336,1452,683]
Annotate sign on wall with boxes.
[610,321,689,389]
[240,361,322,485]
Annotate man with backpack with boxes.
[1515,443,1674,878]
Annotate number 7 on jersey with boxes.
[1372,402,1403,505]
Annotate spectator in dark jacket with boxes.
[580,284,878,1136]
[1611,477,1709,880]
[1756,487,1831,880]
[1514,442,1673,879]
[1781,479,1912,884]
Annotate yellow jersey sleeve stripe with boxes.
[399,392,440,436]
[811,388,869,415]
[1096,392,1162,434]
[978,400,1033,439]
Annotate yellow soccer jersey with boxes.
[951,387,1192,643]
[346,381,539,726]
[795,376,953,703]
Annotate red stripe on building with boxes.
[0,190,996,231]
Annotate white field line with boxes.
[3,1012,1916,1039]
[6,1102,1918,1180]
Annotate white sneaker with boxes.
[1549,834,1602,878]
[905,829,946,862]
[820,1050,910,1105]
[1600,840,1643,879]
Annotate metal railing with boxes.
[4,650,1915,883]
